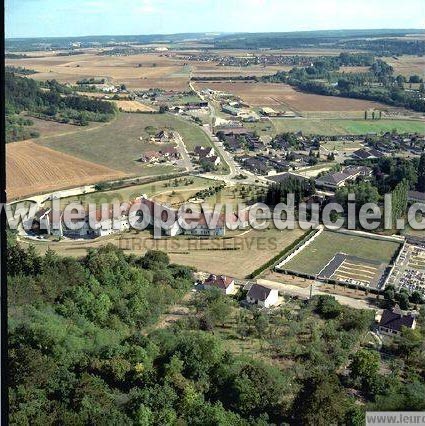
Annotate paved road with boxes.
[175,132,194,172]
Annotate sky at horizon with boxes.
[5,0,425,39]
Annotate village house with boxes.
[223,136,244,152]
[267,172,309,184]
[139,147,180,163]
[202,274,235,294]
[30,195,248,241]
[246,284,279,308]
[378,306,416,336]
[150,130,175,143]
[32,206,132,239]
[240,156,274,175]
[352,148,385,160]
[221,104,240,116]
[138,196,244,237]
[203,155,221,166]
[315,166,372,190]
[194,145,215,158]
[245,134,264,151]
[184,101,208,110]
[139,150,162,163]
[216,127,249,138]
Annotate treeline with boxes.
[5,66,38,75]
[214,31,425,56]
[5,72,117,142]
[6,115,39,143]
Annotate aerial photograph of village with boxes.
[3,0,425,424]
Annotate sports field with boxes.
[271,118,425,136]
[284,231,401,276]
[36,112,212,174]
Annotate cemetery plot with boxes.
[283,231,400,282]
[386,243,425,295]
[319,253,386,288]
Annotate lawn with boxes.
[284,231,401,276]
[321,140,364,152]
[36,112,214,175]
[270,119,425,136]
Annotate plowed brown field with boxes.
[7,141,127,200]
[194,81,386,112]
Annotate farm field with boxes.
[36,112,213,174]
[24,225,306,279]
[194,81,387,112]
[191,63,293,78]
[270,118,425,135]
[283,231,401,276]
[6,51,190,90]
[25,116,106,138]
[6,140,126,200]
[113,100,156,112]
[383,55,425,79]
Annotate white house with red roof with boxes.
[203,274,235,295]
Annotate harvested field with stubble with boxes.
[6,141,126,200]
[191,63,293,78]
[194,81,386,112]
[113,100,156,112]
[6,52,190,90]
[383,55,425,79]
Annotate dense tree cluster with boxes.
[7,236,425,424]
[265,176,316,205]
[5,66,38,75]
[5,72,117,142]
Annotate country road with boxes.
[257,278,380,311]
[175,132,194,172]
[190,80,269,187]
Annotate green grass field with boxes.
[284,231,401,276]
[36,112,213,175]
[321,140,364,152]
[270,119,425,136]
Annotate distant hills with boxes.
[6,29,425,54]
